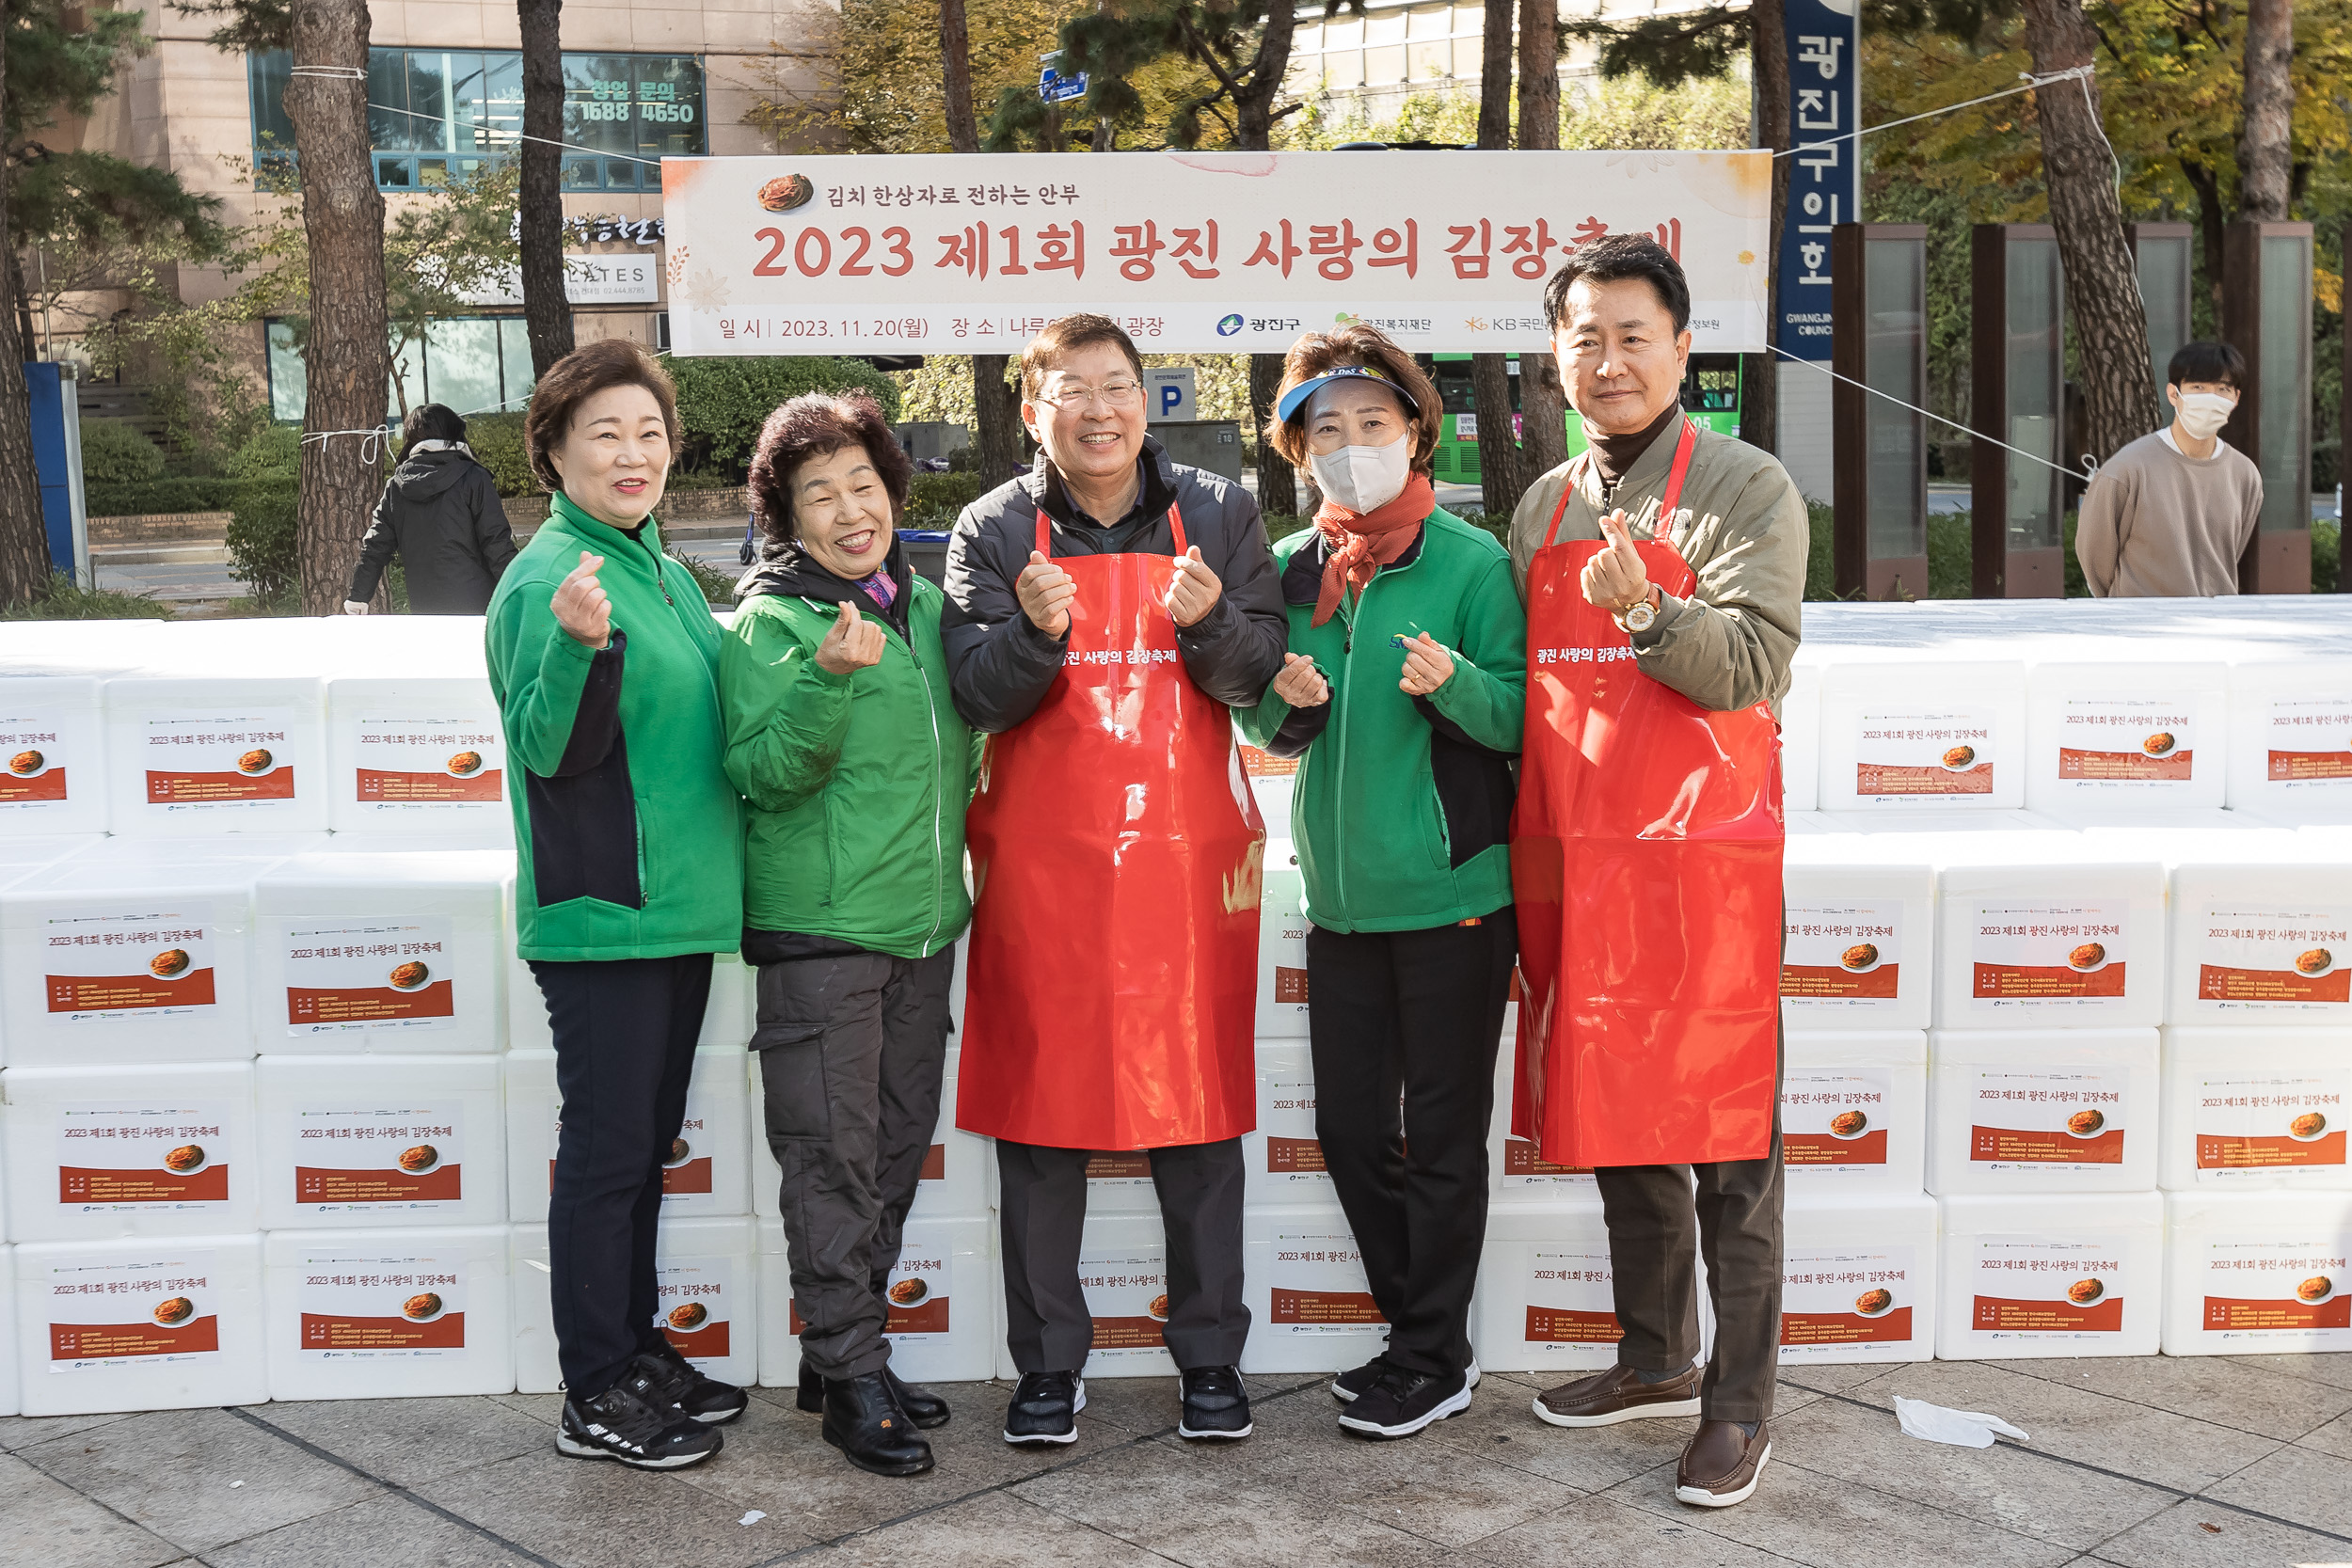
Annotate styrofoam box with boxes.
[1256,856,1310,1038]
[1490,1013,1597,1196]
[503,947,752,1053]
[1245,1041,1335,1205]
[103,676,328,835]
[2168,862,2352,1026]
[512,1216,759,1395]
[324,676,511,841]
[2225,659,2352,824]
[1240,1205,1388,1374]
[263,1225,514,1399]
[2160,1027,2352,1191]
[252,850,509,1054]
[0,1247,15,1416]
[256,1055,507,1228]
[0,844,292,1067]
[1070,1212,1176,1379]
[1783,1032,1927,1194]
[506,1048,750,1225]
[1927,1030,2159,1196]
[1779,1192,1938,1364]
[0,677,108,835]
[1475,1197,1633,1375]
[2024,659,2229,814]
[1238,739,1298,846]
[3,1063,258,1242]
[1934,856,2167,1029]
[755,1213,995,1386]
[1780,848,1934,1031]
[2162,1191,2352,1355]
[1935,1192,2163,1359]
[750,1046,987,1223]
[1781,658,1820,813]
[1817,658,2026,812]
[15,1233,269,1415]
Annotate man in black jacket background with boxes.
[345,403,518,614]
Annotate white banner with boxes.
[660,150,1770,355]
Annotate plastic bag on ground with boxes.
[1894,1394,2029,1449]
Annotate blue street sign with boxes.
[1039,52,1088,104]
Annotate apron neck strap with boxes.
[1542,416,1696,550]
[1034,501,1190,559]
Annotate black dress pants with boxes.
[1306,908,1517,1378]
[532,953,712,1400]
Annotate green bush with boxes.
[85,477,251,516]
[666,356,903,480]
[2315,518,2342,594]
[465,412,535,497]
[0,573,174,621]
[902,471,986,530]
[665,545,739,606]
[225,480,300,603]
[79,420,168,486]
[224,423,300,483]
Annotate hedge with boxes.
[666,356,902,479]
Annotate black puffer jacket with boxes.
[349,442,517,613]
[941,436,1287,734]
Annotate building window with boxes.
[248,50,705,191]
[265,316,538,424]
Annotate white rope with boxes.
[1772,348,2095,483]
[302,426,390,465]
[288,65,366,80]
[1777,64,2095,160]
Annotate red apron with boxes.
[1510,420,1784,1168]
[957,504,1263,1149]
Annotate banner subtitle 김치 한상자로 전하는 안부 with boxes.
[658,150,1771,356]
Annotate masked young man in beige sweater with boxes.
[2074,341,2264,597]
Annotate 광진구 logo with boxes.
[1216,313,1244,336]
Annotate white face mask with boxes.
[2174,390,2234,440]
[1309,438,1411,515]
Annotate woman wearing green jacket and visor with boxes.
[1236,327,1527,1443]
[722,392,977,1480]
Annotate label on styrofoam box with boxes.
[1526,1249,1622,1345]
[1969,901,2129,1008]
[296,1252,466,1358]
[656,1254,742,1364]
[1078,1248,1168,1359]
[1781,1069,1892,1170]
[1260,1074,1327,1185]
[281,919,454,1035]
[2052,698,2196,785]
[2192,906,2351,1011]
[1085,1151,1155,1189]
[0,718,74,808]
[1782,1245,1917,1347]
[1238,744,1298,778]
[41,910,218,1021]
[56,1102,235,1211]
[293,1104,465,1208]
[788,1237,950,1338]
[1968,1069,2127,1168]
[351,719,503,806]
[1970,1237,2125,1337]
[1501,1137,1597,1189]
[2197,1238,2349,1335]
[2188,1073,2347,1177]
[2266,697,2352,787]
[141,711,298,808]
[1854,709,1995,798]
[47,1250,223,1370]
[1782,903,1902,1006]
[1265,1232,1382,1332]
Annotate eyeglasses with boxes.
[1038,378,1143,410]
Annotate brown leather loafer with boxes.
[1530,1362,1703,1428]
[1675,1418,1771,1508]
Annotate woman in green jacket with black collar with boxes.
[720,392,977,1480]
[487,340,746,1470]
[1235,327,1527,1444]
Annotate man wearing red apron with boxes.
[941,315,1288,1447]
[1506,237,1808,1508]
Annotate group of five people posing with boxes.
[486,232,1808,1511]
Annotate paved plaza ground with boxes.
[8,1353,2352,1567]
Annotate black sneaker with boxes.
[556,1366,724,1468]
[1177,1365,1252,1440]
[1337,1364,1474,1439]
[1002,1370,1085,1446]
[1335,1354,1480,1404]
[636,1343,748,1426]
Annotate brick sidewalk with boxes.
[8,1354,2352,1567]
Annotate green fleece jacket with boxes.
[1235,507,1527,933]
[485,493,743,960]
[722,560,977,960]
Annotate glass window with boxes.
[2003,237,2064,553]
[1863,235,1926,561]
[500,319,538,410]
[1406,40,1450,79]
[1364,43,1407,84]
[2255,232,2311,534]
[250,51,296,155]
[1365,8,1407,45]
[2135,235,2192,395]
[1325,50,1364,87]
[422,318,503,417]
[265,321,306,423]
[1325,16,1364,47]
[1406,4,1452,38]
[269,314,536,425]
[1452,38,1484,79]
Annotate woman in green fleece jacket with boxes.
[485,340,745,1471]
[1235,328,1527,1443]
[719,392,977,1480]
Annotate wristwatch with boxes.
[1616,586,1661,635]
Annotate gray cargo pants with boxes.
[754,946,954,1381]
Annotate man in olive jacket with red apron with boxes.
[943,314,1288,1446]
[1507,237,1807,1509]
